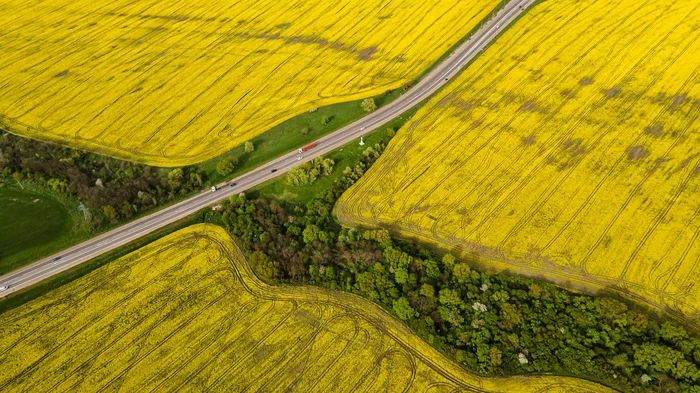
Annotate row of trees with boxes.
[216,141,254,176]
[286,156,335,186]
[0,131,207,227]
[218,131,700,393]
[0,132,266,227]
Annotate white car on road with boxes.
[0,286,8,292]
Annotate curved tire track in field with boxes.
[200,225,614,392]
[0,224,615,392]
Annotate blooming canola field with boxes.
[0,0,499,166]
[337,0,700,321]
[0,224,610,392]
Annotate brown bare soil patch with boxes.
[626,145,650,160]
[669,94,689,111]
[644,124,663,137]
[358,46,378,60]
[560,90,576,99]
[579,77,594,86]
[519,100,544,113]
[602,87,620,99]
[651,92,667,104]
[563,139,585,158]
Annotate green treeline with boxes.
[286,156,335,186]
[218,135,700,393]
[0,131,208,228]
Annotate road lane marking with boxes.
[0,0,533,296]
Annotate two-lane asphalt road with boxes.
[0,0,534,298]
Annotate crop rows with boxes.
[0,224,610,392]
[337,0,700,321]
[0,0,499,166]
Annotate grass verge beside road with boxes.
[0,0,523,290]
[0,108,416,311]
[0,183,92,275]
[250,108,418,204]
[197,89,402,184]
[194,0,515,184]
[0,211,213,314]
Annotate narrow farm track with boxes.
[0,0,535,298]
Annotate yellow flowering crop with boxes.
[0,224,610,392]
[337,0,700,321]
[0,0,499,167]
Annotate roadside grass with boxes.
[194,0,518,185]
[0,0,522,305]
[0,88,402,273]
[0,110,419,312]
[249,108,418,205]
[248,127,386,204]
[0,183,93,275]
[197,89,403,184]
[245,0,532,206]
[0,178,214,273]
[0,210,214,314]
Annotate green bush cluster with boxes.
[286,156,335,186]
[0,131,207,227]
[218,133,700,393]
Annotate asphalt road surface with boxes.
[0,0,534,298]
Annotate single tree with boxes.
[244,141,255,153]
[392,297,418,320]
[442,253,456,271]
[249,251,281,283]
[216,159,235,176]
[420,283,435,298]
[452,263,472,283]
[102,205,119,223]
[439,288,462,307]
[500,303,522,330]
[394,267,409,284]
[361,98,377,112]
[490,347,503,367]
[303,224,321,244]
[167,168,184,188]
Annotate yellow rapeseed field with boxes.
[337,0,700,321]
[0,0,499,166]
[0,224,611,392]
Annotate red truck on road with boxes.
[298,142,316,154]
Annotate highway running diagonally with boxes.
[0,0,534,298]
